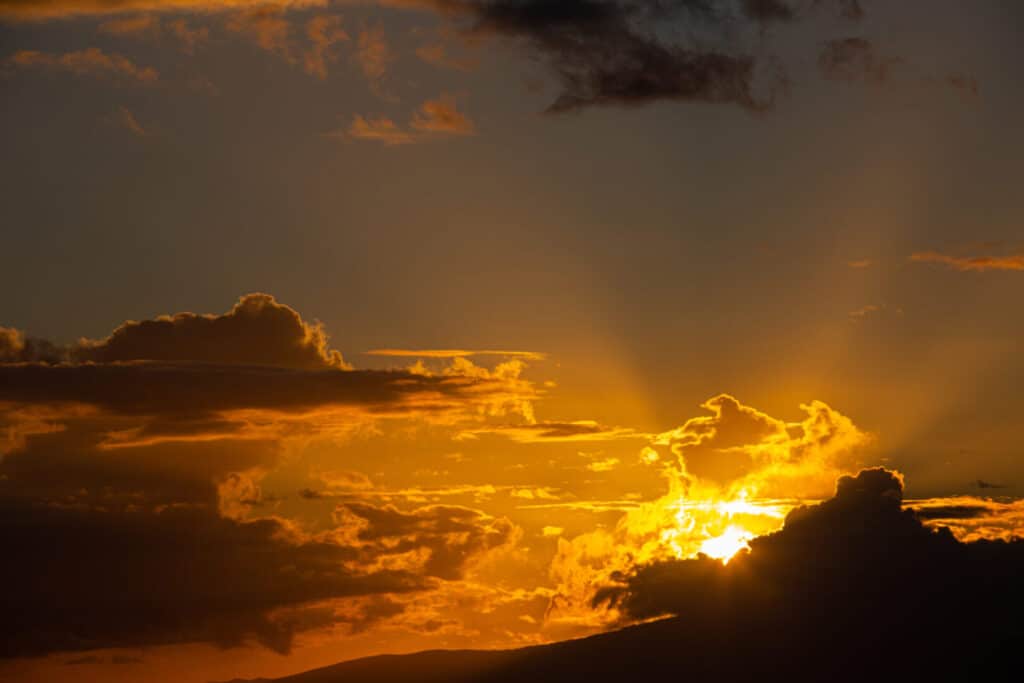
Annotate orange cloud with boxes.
[304,14,348,78]
[98,13,159,35]
[910,250,1024,272]
[168,18,210,54]
[5,47,158,83]
[227,5,294,62]
[354,24,393,92]
[411,94,476,135]
[111,105,148,136]
[342,114,416,145]
[457,421,644,444]
[367,348,546,360]
[415,42,477,72]
[0,293,542,451]
[0,0,327,21]
[339,95,477,145]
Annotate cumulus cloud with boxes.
[0,294,539,449]
[587,468,1024,679]
[72,292,348,369]
[654,393,869,495]
[0,293,543,659]
[542,394,870,628]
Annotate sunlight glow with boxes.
[699,525,755,562]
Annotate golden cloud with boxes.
[910,250,1024,272]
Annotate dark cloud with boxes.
[911,503,990,520]
[73,293,347,369]
[231,466,1023,682]
[590,468,1024,677]
[468,0,782,114]
[0,499,422,658]
[0,326,64,363]
[976,479,1007,489]
[741,0,795,23]
[818,37,900,83]
[0,294,538,449]
[0,294,534,659]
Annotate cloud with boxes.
[543,395,870,627]
[0,294,543,659]
[304,14,348,78]
[4,47,158,83]
[466,0,783,114]
[819,37,981,95]
[654,393,869,495]
[415,42,477,72]
[457,421,643,443]
[355,24,394,93]
[0,293,539,448]
[946,72,979,96]
[111,105,148,136]
[72,292,347,369]
[168,18,210,54]
[910,250,1024,272]
[0,0,328,21]
[338,95,477,145]
[341,114,416,145]
[818,37,900,84]
[98,13,159,36]
[588,467,1024,682]
[227,5,294,62]
[847,303,880,321]
[847,258,873,268]
[367,348,545,360]
[335,502,520,580]
[907,495,1024,542]
[0,498,424,658]
[411,94,477,135]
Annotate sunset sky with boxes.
[2,1,1024,681]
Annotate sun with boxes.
[699,525,754,563]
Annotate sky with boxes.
[1,1,1023,681]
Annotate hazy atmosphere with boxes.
[2,1,1023,681]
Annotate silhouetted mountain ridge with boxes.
[223,469,1024,682]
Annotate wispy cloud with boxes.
[367,349,545,361]
[5,48,158,84]
[910,251,1024,272]
[330,95,477,145]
